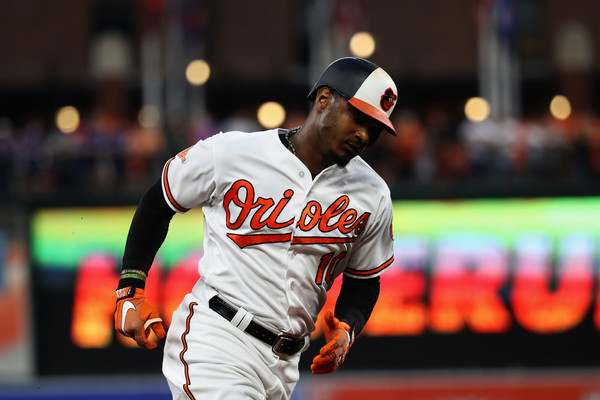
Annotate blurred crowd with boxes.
[366,105,600,187]
[0,111,168,197]
[1,104,600,199]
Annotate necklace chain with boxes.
[285,126,301,156]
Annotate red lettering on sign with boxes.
[71,254,163,348]
[68,235,600,349]
[512,247,593,334]
[428,247,511,333]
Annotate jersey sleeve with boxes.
[161,136,218,213]
[344,195,394,279]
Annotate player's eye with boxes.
[366,127,382,146]
[352,110,383,143]
[345,101,384,144]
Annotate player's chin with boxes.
[335,152,355,168]
[325,147,356,168]
[331,148,357,167]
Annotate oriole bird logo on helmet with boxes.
[380,88,397,112]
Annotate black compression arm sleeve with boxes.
[335,275,380,336]
[119,178,176,289]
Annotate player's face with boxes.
[317,92,384,167]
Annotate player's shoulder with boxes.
[347,157,391,196]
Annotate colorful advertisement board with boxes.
[30,197,600,373]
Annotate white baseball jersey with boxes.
[161,129,394,337]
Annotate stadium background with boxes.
[2,1,600,399]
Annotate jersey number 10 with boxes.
[315,251,348,286]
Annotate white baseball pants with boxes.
[162,280,301,400]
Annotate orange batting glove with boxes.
[311,309,354,374]
[114,287,166,349]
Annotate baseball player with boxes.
[114,57,398,399]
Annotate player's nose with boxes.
[354,126,370,148]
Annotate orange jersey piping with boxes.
[163,157,190,213]
[345,255,394,277]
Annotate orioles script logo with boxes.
[223,179,370,248]
[224,179,295,230]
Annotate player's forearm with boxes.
[119,179,176,289]
[334,275,380,335]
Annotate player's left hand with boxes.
[310,309,354,374]
[114,287,166,349]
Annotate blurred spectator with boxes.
[216,108,261,133]
[11,118,45,193]
[582,115,600,176]
[458,116,515,178]
[82,109,129,190]
[0,118,14,192]
[186,111,217,144]
[371,109,427,183]
[123,123,166,189]
[41,119,87,191]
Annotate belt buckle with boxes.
[272,335,297,355]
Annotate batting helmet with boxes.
[308,57,398,135]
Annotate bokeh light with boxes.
[349,31,376,58]
[464,97,490,122]
[550,95,572,120]
[138,105,160,129]
[186,59,211,86]
[56,106,80,134]
[257,102,286,129]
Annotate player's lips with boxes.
[344,140,363,155]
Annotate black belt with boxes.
[208,295,305,356]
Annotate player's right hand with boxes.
[114,287,166,349]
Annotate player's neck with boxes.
[290,127,333,177]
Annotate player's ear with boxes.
[315,87,333,111]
